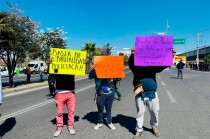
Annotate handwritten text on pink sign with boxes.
[134,36,173,66]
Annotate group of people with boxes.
[0,46,170,138]
[49,46,169,138]
[44,58,122,137]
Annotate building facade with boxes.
[177,46,210,62]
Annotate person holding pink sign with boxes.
[129,47,168,138]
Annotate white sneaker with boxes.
[54,129,62,137]
[108,123,116,130]
[68,128,75,135]
[94,123,103,130]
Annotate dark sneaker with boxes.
[152,127,160,137]
[118,96,121,101]
[133,131,143,138]
[48,95,53,99]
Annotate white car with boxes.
[0,66,9,77]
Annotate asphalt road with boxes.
[0,67,210,139]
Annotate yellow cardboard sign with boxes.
[49,48,87,75]
[173,56,186,62]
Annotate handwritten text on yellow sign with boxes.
[49,48,87,75]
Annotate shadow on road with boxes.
[112,114,153,135]
[82,111,98,124]
[112,114,136,134]
[169,77,178,79]
[50,113,80,125]
[0,117,16,138]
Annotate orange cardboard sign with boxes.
[94,56,125,78]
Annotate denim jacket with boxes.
[89,69,115,94]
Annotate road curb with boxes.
[2,76,88,96]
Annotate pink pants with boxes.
[55,92,76,130]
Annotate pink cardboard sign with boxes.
[134,36,173,66]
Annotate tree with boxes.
[99,43,112,55]
[82,42,96,60]
[81,42,96,72]
[124,55,129,66]
[31,27,67,61]
[204,54,210,62]
[0,2,40,87]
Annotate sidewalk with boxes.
[2,75,88,95]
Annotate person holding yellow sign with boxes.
[46,58,76,137]
[50,48,87,137]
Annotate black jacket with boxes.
[128,54,168,88]
[176,61,185,69]
[56,74,75,90]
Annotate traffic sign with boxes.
[174,39,185,44]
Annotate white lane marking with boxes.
[161,81,165,86]
[0,84,95,122]
[125,71,131,74]
[75,84,95,93]
[157,76,161,79]
[0,99,54,122]
[166,90,177,103]
[190,89,196,94]
[1,71,131,120]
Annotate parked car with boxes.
[0,66,8,77]
[15,65,23,74]
[23,61,46,74]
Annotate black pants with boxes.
[27,74,31,83]
[48,76,56,96]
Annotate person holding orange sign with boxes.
[89,64,116,130]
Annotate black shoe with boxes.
[48,94,53,99]
[181,77,183,79]
[118,96,121,101]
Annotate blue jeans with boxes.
[177,69,183,78]
[96,92,115,124]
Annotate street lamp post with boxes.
[196,32,202,70]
